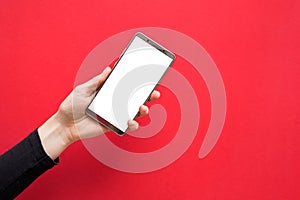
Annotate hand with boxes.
[38,67,160,160]
[58,66,160,141]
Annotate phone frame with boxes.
[86,32,176,135]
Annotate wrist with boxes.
[38,113,75,160]
[54,111,81,144]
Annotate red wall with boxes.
[0,0,299,199]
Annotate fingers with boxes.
[85,67,111,93]
[122,90,162,131]
[138,105,149,117]
[135,90,160,118]
[127,120,139,131]
[148,90,160,102]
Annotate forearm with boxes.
[0,113,76,199]
[0,130,58,199]
[38,112,75,160]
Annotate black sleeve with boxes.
[0,129,59,199]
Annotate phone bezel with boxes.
[85,32,176,136]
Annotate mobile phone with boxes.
[86,32,176,135]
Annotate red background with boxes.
[0,0,299,199]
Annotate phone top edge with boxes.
[134,32,176,61]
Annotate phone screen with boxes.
[87,33,174,134]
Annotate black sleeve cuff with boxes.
[0,129,59,199]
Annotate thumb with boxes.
[85,66,111,92]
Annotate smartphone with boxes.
[86,32,175,135]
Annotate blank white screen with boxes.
[88,36,173,132]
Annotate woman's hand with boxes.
[38,67,160,160]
